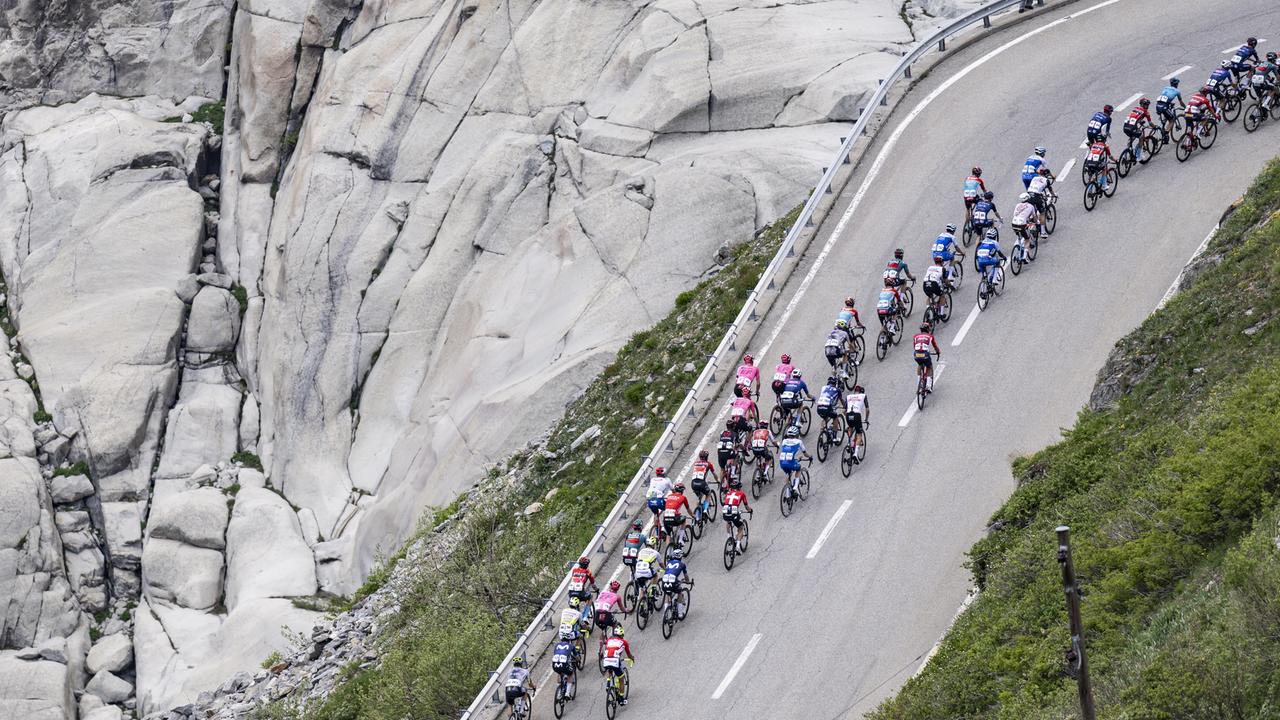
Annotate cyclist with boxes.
[729,393,758,434]
[645,467,672,526]
[504,657,536,713]
[1082,139,1113,190]
[876,283,903,335]
[662,481,693,545]
[778,426,812,498]
[716,421,738,473]
[1021,146,1048,189]
[976,229,1005,290]
[824,324,849,370]
[601,627,635,706]
[722,475,752,551]
[734,353,760,398]
[560,597,586,641]
[1122,98,1153,163]
[779,369,811,425]
[1229,37,1261,79]
[1011,192,1038,259]
[884,248,916,288]
[690,449,718,501]
[923,256,949,303]
[594,580,624,636]
[633,536,661,600]
[1252,54,1279,112]
[771,353,795,398]
[1186,87,1219,128]
[931,224,966,288]
[962,166,987,215]
[971,191,1002,238]
[550,636,578,698]
[749,420,774,465]
[837,297,867,343]
[1206,60,1238,105]
[816,375,842,436]
[1155,77,1185,141]
[1085,104,1113,143]
[660,547,691,620]
[913,323,942,394]
[621,520,645,574]
[844,384,869,460]
[1027,166,1055,229]
[568,557,598,604]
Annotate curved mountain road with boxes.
[526,0,1280,717]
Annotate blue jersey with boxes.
[976,239,1001,267]
[817,384,840,409]
[1159,86,1182,104]
[778,438,806,467]
[971,200,996,225]
[1233,45,1259,67]
[782,378,809,396]
[551,640,576,671]
[932,233,957,261]
[662,559,686,579]
[962,177,983,197]
[1087,111,1111,137]
[1021,155,1044,181]
[1207,68,1233,89]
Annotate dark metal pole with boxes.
[1056,526,1097,720]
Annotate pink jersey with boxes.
[735,364,760,384]
[731,397,756,418]
[772,363,794,383]
[595,591,621,612]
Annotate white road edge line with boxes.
[1115,91,1144,112]
[898,362,946,427]
[611,0,1130,608]
[806,499,854,559]
[1156,222,1219,311]
[913,588,980,678]
[1164,64,1194,80]
[712,633,763,700]
[950,304,981,347]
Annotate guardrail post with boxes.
[938,38,945,51]
[904,65,912,79]
[823,170,832,193]
[983,15,991,27]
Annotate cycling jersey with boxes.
[1086,111,1111,139]
[932,233,957,261]
[844,392,867,416]
[750,427,771,450]
[884,259,910,284]
[647,476,672,506]
[971,200,996,227]
[817,384,840,410]
[735,364,759,386]
[716,430,736,454]
[1012,202,1036,226]
[559,607,582,638]
[976,239,1001,269]
[1123,107,1151,137]
[506,667,531,690]
[622,530,645,564]
[569,567,595,595]
[836,307,861,327]
[1186,94,1213,117]
[782,378,808,397]
[912,333,937,360]
[551,640,576,674]
[876,288,898,314]
[1233,44,1259,68]
[771,363,794,385]
[635,547,660,578]
[824,330,845,352]
[730,396,755,419]
[595,591,621,615]
[662,558,687,584]
[664,491,691,518]
[1021,155,1044,182]
[778,438,805,471]
[923,263,946,284]
[1206,67,1233,90]
[1027,175,1050,195]
[723,488,747,516]
[962,175,986,200]
[691,459,715,483]
[1084,141,1110,169]
[602,636,631,670]
[1158,86,1182,105]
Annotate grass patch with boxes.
[292,205,802,719]
[232,284,249,318]
[232,451,263,471]
[262,651,284,670]
[33,410,52,423]
[871,157,1280,719]
[52,462,89,478]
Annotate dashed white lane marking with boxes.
[1060,158,1077,179]
[1222,40,1264,54]
[712,633,763,700]
[951,304,981,347]
[806,499,854,559]
[1164,64,1194,80]
[1116,91,1145,112]
[897,361,946,428]
[1156,222,1219,310]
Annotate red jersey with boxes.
[691,460,715,481]
[1125,106,1151,126]
[664,492,691,515]
[569,567,595,592]
[912,333,937,358]
[750,428,771,448]
[1086,141,1110,163]
[723,488,748,510]
[604,636,632,660]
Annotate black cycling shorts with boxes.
[915,353,933,367]
[816,404,837,420]
[923,280,943,298]
[1029,193,1046,212]
[845,412,863,434]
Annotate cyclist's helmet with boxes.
[1102,104,1114,115]
[743,353,754,365]
[945,223,957,233]
[609,580,620,592]
[844,296,856,307]
[827,376,838,387]
[835,318,848,330]
[513,657,526,668]
[920,323,932,333]
[1139,97,1150,108]
[971,166,982,176]
[893,248,904,259]
[725,419,735,430]
[631,520,642,531]
[983,191,994,200]
[785,426,800,438]
[1221,59,1233,69]
[934,255,945,264]
[1033,146,1047,157]
[655,466,666,477]
[645,535,658,548]
[673,481,685,493]
[728,476,741,489]
[757,420,768,428]
[1018,192,1030,202]
[569,596,581,608]
[1201,85,1212,94]
[1170,77,1180,87]
[670,547,683,559]
[614,626,625,638]
[1268,52,1278,62]
[853,384,864,393]
[1248,37,1258,47]
[577,557,590,568]
[698,449,709,460]
[791,369,802,379]
[780,353,791,364]
[985,228,999,239]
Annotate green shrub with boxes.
[232,451,263,471]
[52,462,89,478]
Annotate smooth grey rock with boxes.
[100,503,143,570]
[155,381,240,480]
[84,705,124,720]
[141,538,224,611]
[0,653,73,720]
[176,274,202,303]
[149,488,230,550]
[236,468,266,490]
[54,511,89,534]
[196,273,234,289]
[86,632,134,675]
[48,474,94,504]
[187,287,241,353]
[85,669,133,704]
[224,488,317,609]
[36,636,68,663]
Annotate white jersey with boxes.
[647,476,672,499]
[635,548,660,578]
[1027,175,1049,194]
[505,667,531,689]
[924,264,946,284]
[1012,202,1036,226]
[844,392,867,416]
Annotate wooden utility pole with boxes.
[1056,526,1097,720]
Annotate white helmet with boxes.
[1018,192,1030,202]
[1221,59,1233,69]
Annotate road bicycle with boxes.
[689,486,720,540]
[1242,90,1278,133]
[750,451,774,500]
[845,326,867,368]
[662,519,694,562]
[603,665,629,719]
[971,226,1000,271]
[508,692,530,720]
[660,579,694,640]
[829,346,858,390]
[976,260,1006,312]
[1116,124,1162,177]
[1039,187,1058,237]
[1082,160,1118,212]
[915,353,937,410]
[1009,224,1039,275]
[1175,114,1217,162]
[633,579,661,631]
[551,642,584,719]
[1219,83,1246,123]
[779,458,812,518]
[875,310,905,361]
[839,420,868,478]
[722,508,752,571]
[769,397,812,437]
[814,412,845,462]
[922,287,952,327]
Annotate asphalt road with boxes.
[528,0,1280,717]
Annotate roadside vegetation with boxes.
[287,207,801,720]
[870,157,1280,719]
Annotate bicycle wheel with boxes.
[994,266,1006,296]
[901,286,914,317]
[1083,182,1099,212]
[768,404,783,435]
[690,510,704,540]
[1200,121,1218,149]
[875,330,888,361]
[939,292,952,322]
[1080,160,1090,186]
[1176,134,1193,162]
[916,376,927,410]
[1028,235,1039,262]
[840,445,854,478]
[797,406,812,436]
[951,260,964,288]
[839,358,858,390]
[922,305,935,327]
[723,535,736,571]
[554,683,567,719]
[816,430,830,462]
[850,333,866,366]
[1243,103,1263,132]
[707,489,719,521]
[1117,148,1134,177]
[605,685,617,720]
[622,580,637,613]
[1172,114,1186,137]
[750,466,764,500]
[1224,96,1241,123]
[1102,167,1118,198]
[636,594,650,630]
[962,221,975,247]
[976,279,990,311]
[1044,204,1057,235]
[779,483,794,517]
[855,432,867,463]
[796,469,809,500]
[1010,246,1024,276]
[661,604,676,639]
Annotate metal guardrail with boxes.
[459,0,1047,716]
